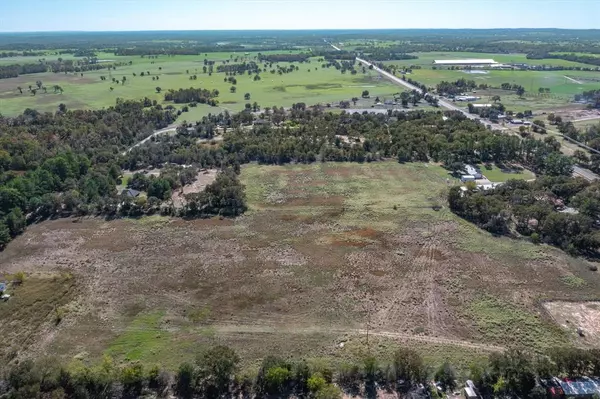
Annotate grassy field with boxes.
[481,165,536,182]
[379,51,600,111]
[0,51,401,118]
[1,161,598,370]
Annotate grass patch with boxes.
[561,275,587,288]
[0,274,76,362]
[107,312,172,363]
[468,296,567,349]
[455,220,544,261]
[482,165,535,182]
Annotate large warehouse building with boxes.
[433,59,498,66]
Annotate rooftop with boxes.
[434,59,498,65]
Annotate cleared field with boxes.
[1,162,598,369]
[0,51,401,117]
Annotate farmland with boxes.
[2,162,598,370]
[380,51,600,111]
[0,50,400,118]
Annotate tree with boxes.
[230,86,236,93]
[156,87,162,93]
[516,86,526,97]
[244,92,251,101]
[434,362,457,392]
[121,76,126,85]
[35,80,43,89]
[544,153,574,176]
[492,95,501,103]
[196,345,240,397]
[351,97,359,105]
[17,86,22,94]
[147,178,172,200]
[175,363,195,399]
[361,90,370,98]
[110,87,114,91]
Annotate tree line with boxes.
[4,345,600,399]
[258,53,311,63]
[527,52,600,67]
[163,87,220,105]
[448,175,600,256]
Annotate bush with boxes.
[13,271,26,285]
[307,373,327,393]
[531,232,540,244]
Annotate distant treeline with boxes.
[216,61,260,75]
[258,53,311,63]
[0,63,47,79]
[0,50,45,58]
[0,59,130,79]
[114,45,283,56]
[163,87,220,105]
[527,52,600,67]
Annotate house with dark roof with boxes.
[121,189,141,198]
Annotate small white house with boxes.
[461,175,476,182]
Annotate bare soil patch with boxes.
[171,169,218,207]
[543,301,600,345]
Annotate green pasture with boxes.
[384,51,599,69]
[0,51,401,118]
[377,62,600,111]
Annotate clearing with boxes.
[1,162,599,369]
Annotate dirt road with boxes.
[122,125,177,155]
[213,324,504,352]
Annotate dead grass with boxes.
[1,161,599,368]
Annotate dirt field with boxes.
[1,162,599,369]
[543,301,600,345]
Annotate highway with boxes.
[356,57,600,181]
[356,57,505,128]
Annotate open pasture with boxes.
[1,162,598,368]
[0,51,400,118]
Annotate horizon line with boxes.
[2,27,600,34]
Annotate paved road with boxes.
[122,125,177,155]
[356,57,505,128]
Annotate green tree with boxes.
[147,178,172,200]
[196,345,240,397]
[544,153,574,176]
[6,207,26,237]
[516,86,526,97]
[156,87,162,93]
[175,363,195,399]
[434,362,456,392]
[244,92,251,100]
[230,86,237,93]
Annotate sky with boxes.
[0,0,599,32]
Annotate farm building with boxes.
[433,59,498,66]
[472,104,492,108]
[455,95,481,102]
[464,164,483,179]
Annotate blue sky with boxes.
[1,0,598,32]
